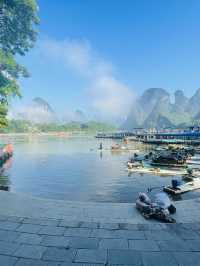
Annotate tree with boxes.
[0,0,39,126]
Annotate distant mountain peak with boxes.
[8,97,57,124]
[32,97,54,113]
[143,87,169,94]
[123,88,200,129]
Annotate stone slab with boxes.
[42,247,76,262]
[75,249,107,264]
[14,244,47,259]
[99,238,128,249]
[129,240,160,251]
[107,249,142,265]
[141,251,178,266]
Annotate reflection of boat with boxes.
[164,178,200,195]
[127,166,200,176]
[0,175,10,191]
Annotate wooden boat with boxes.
[150,162,187,168]
[127,166,200,176]
[0,144,13,166]
[111,144,139,152]
[163,178,200,195]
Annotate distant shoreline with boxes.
[0,132,96,137]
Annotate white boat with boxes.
[164,178,200,194]
[190,156,200,161]
[127,166,200,176]
[186,160,200,165]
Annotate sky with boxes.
[15,0,200,122]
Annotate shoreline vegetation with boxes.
[0,119,116,135]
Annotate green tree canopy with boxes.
[0,0,39,55]
[0,0,39,126]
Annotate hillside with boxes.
[123,88,200,129]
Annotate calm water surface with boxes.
[0,135,199,202]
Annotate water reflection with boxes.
[0,157,12,191]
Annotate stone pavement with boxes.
[0,191,200,265]
[0,214,199,265]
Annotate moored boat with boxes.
[164,178,200,195]
[127,166,200,176]
[0,144,13,166]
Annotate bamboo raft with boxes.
[127,166,200,176]
[164,179,200,195]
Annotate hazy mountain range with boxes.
[123,88,200,129]
[9,88,200,129]
[8,97,87,124]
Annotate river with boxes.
[0,134,199,202]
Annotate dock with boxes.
[126,126,200,145]
[164,179,200,195]
[95,131,135,139]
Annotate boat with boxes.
[150,162,188,168]
[127,161,142,168]
[111,144,139,152]
[0,144,13,166]
[186,160,200,165]
[151,151,186,166]
[127,166,200,176]
[111,144,125,150]
[163,178,200,195]
[190,156,200,161]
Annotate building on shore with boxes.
[96,126,200,145]
[129,126,200,145]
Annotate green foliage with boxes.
[0,49,28,78]
[0,120,116,134]
[0,49,24,107]
[0,0,38,127]
[0,103,8,127]
[0,119,31,132]
[0,0,39,55]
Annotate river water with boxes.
[0,135,199,202]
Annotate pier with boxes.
[127,126,200,145]
[95,131,135,139]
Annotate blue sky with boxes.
[16,0,200,120]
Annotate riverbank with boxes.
[0,190,199,224]
[0,191,199,265]
[0,132,76,137]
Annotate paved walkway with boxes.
[0,191,200,265]
[0,214,199,265]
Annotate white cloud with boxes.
[39,38,134,122]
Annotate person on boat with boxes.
[99,142,103,150]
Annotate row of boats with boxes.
[126,145,200,195]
